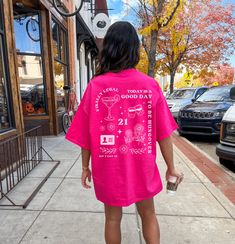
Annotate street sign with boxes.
[213,81,219,86]
[184,71,192,80]
[93,13,110,38]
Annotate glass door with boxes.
[0,0,13,132]
[14,9,47,116]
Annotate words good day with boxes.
[121,94,152,99]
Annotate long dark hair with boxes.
[95,21,140,76]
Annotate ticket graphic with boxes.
[100,135,115,145]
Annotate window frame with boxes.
[52,17,69,76]
[0,0,14,133]
[14,10,48,116]
[51,17,70,113]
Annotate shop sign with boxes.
[93,13,110,39]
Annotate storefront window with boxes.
[0,1,13,132]
[0,38,12,131]
[0,11,3,30]
[52,21,59,59]
[14,11,47,116]
[51,19,69,113]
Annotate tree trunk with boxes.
[170,71,176,94]
[147,30,158,77]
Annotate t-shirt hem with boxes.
[156,124,178,142]
[65,135,90,150]
[96,187,163,207]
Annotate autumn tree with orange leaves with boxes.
[200,65,235,86]
[131,0,183,77]
[153,0,235,93]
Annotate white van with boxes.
[216,87,235,167]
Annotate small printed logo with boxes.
[107,123,116,132]
[100,135,115,145]
[128,104,144,118]
[119,145,129,154]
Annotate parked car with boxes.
[178,85,235,136]
[216,87,235,167]
[167,87,208,119]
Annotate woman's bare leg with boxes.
[104,204,123,244]
[136,198,160,244]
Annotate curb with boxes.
[172,133,235,205]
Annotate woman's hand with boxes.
[81,168,92,189]
[166,167,184,185]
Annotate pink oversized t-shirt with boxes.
[66,69,178,206]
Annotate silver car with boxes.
[167,87,208,119]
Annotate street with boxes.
[181,134,235,178]
[187,135,220,162]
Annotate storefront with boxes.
[0,0,75,138]
[0,0,13,133]
[0,0,22,140]
[0,0,105,140]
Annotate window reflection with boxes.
[60,29,67,63]
[52,21,59,59]
[51,19,69,113]
[54,61,66,112]
[14,11,47,116]
[14,15,41,54]
[0,38,11,131]
[18,55,45,115]
[0,12,2,30]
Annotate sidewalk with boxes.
[0,134,234,244]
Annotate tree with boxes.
[199,64,235,86]
[130,0,182,77]
[136,47,149,74]
[155,0,235,93]
[175,75,203,89]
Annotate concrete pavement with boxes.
[0,135,234,244]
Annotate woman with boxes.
[66,21,183,244]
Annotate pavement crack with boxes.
[18,153,82,244]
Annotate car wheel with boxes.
[219,158,232,165]
[219,158,235,172]
[178,129,183,136]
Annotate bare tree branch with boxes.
[138,0,155,15]
[156,0,165,15]
[162,0,181,27]
[124,2,143,19]
[139,0,150,26]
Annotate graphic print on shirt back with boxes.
[95,88,153,158]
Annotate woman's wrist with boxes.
[82,166,90,171]
[167,165,175,172]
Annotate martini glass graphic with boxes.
[101,95,120,121]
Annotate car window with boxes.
[195,88,207,98]
[168,89,195,99]
[196,86,232,102]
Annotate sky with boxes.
[107,0,235,67]
[14,15,41,54]
[106,0,137,24]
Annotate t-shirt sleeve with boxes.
[65,84,91,150]
[155,87,178,142]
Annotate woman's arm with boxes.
[158,136,183,183]
[81,149,92,189]
[82,149,91,169]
